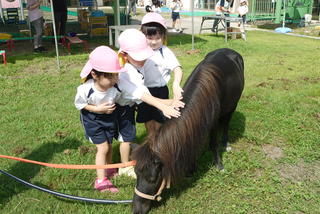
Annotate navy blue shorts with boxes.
[136,86,169,124]
[116,105,136,142]
[80,110,116,144]
[172,12,180,21]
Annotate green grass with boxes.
[0,31,319,214]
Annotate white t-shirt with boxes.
[26,0,43,22]
[143,46,181,88]
[116,63,150,106]
[74,79,121,112]
[238,0,248,15]
[171,1,182,12]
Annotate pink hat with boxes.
[141,12,167,29]
[80,46,126,79]
[118,29,153,61]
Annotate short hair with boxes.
[141,22,167,41]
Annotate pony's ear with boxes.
[130,143,140,151]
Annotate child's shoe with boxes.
[94,177,119,193]
[119,166,137,179]
[106,168,118,178]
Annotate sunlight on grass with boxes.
[0,31,319,213]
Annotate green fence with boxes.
[247,0,313,23]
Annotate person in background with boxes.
[75,46,126,193]
[26,0,47,53]
[128,0,137,16]
[51,0,68,40]
[151,0,162,13]
[170,0,183,33]
[211,0,231,33]
[238,0,249,26]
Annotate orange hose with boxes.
[0,155,136,169]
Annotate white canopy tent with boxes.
[0,0,122,71]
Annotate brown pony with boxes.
[131,48,245,214]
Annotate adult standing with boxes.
[128,0,137,16]
[211,0,231,33]
[26,0,47,53]
[51,0,68,37]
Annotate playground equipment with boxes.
[193,0,313,24]
[247,0,313,24]
[275,0,292,33]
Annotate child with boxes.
[151,0,162,13]
[74,46,126,193]
[238,0,249,26]
[115,29,184,175]
[170,0,183,33]
[139,12,184,137]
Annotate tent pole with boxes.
[0,0,4,22]
[19,0,24,21]
[49,0,60,71]
[191,0,194,50]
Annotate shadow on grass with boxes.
[0,138,82,207]
[149,111,246,211]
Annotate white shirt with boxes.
[116,63,150,106]
[74,79,121,111]
[171,1,182,12]
[143,46,181,88]
[26,0,43,22]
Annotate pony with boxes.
[131,48,245,214]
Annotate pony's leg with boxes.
[219,111,235,152]
[209,129,224,170]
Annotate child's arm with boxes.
[172,66,184,100]
[83,103,116,114]
[141,93,184,119]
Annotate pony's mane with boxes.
[139,60,223,182]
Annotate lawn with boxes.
[0,30,319,214]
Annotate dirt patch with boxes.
[12,146,29,155]
[279,159,320,183]
[55,130,68,139]
[256,82,268,87]
[186,49,201,55]
[78,145,95,155]
[262,144,284,160]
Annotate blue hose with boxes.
[0,169,132,204]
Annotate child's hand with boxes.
[171,98,185,110]
[96,102,116,114]
[162,105,181,119]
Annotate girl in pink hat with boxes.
[74,46,126,193]
[114,29,184,177]
[138,12,184,137]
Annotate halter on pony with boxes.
[134,178,170,201]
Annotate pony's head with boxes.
[131,140,169,214]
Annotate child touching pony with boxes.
[115,29,185,176]
[74,46,126,193]
[139,12,184,136]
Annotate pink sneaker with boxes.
[94,178,119,193]
[106,168,118,178]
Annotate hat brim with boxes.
[80,60,127,79]
[80,60,92,79]
[127,46,154,61]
